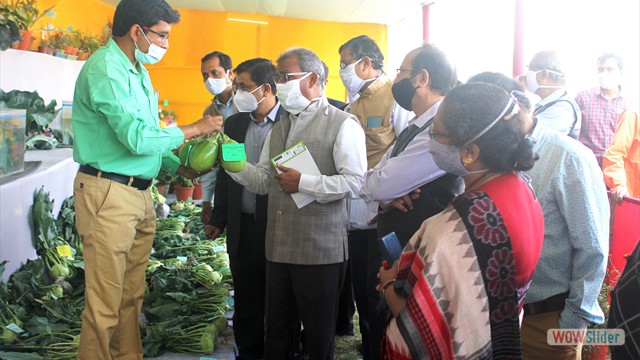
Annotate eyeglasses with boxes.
[142,26,169,44]
[233,83,263,93]
[273,72,309,84]
[340,58,363,69]
[396,68,414,76]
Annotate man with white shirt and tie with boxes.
[359,44,464,358]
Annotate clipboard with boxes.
[271,141,321,209]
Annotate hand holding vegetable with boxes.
[275,165,301,193]
[176,165,210,180]
[180,115,223,139]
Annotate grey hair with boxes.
[529,50,566,84]
[277,47,325,90]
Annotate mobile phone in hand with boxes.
[378,232,403,269]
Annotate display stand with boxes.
[0,148,78,280]
[0,49,85,107]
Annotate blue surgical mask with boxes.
[134,29,166,65]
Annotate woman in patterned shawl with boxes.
[378,82,544,359]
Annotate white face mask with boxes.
[340,58,365,96]
[205,76,230,96]
[525,70,541,93]
[525,69,563,93]
[276,73,314,115]
[598,72,620,90]
[233,84,265,112]
[134,29,166,65]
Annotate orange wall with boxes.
[38,0,113,39]
[36,1,388,125]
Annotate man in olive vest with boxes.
[224,47,367,360]
[337,35,412,359]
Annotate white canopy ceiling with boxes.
[99,0,427,25]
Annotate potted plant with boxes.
[0,13,21,51]
[192,177,203,200]
[37,35,53,55]
[99,21,112,46]
[62,30,80,57]
[0,0,57,50]
[173,175,194,202]
[77,33,99,60]
[154,168,174,198]
[47,30,65,56]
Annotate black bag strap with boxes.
[533,91,579,135]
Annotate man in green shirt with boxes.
[72,0,222,358]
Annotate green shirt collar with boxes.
[105,38,149,76]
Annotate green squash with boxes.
[188,139,219,172]
[179,140,197,167]
[218,134,246,173]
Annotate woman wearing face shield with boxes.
[377,82,544,359]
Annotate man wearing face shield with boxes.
[359,44,464,359]
[71,0,223,358]
[225,47,367,360]
[526,50,582,139]
[575,52,629,168]
[205,58,282,360]
[200,51,237,223]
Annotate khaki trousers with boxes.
[74,172,156,360]
[521,310,582,360]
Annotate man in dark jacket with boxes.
[205,58,282,360]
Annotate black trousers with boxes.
[336,260,355,335]
[264,260,347,360]
[344,229,380,359]
[229,213,267,360]
[360,228,385,360]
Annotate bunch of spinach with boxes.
[1,192,234,358]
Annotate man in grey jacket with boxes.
[224,47,367,360]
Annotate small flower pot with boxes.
[16,30,33,50]
[192,182,203,200]
[155,183,170,198]
[64,45,78,55]
[77,51,89,61]
[174,184,194,202]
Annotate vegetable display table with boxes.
[0,148,78,280]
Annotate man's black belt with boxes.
[524,291,570,316]
[79,165,152,191]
